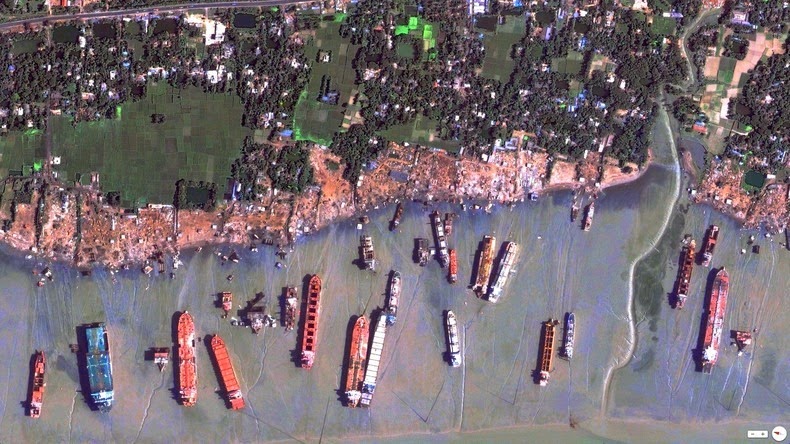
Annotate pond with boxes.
[535,10,555,25]
[233,13,256,29]
[125,20,141,37]
[574,22,590,33]
[153,18,178,35]
[92,23,116,39]
[12,38,40,55]
[733,102,753,117]
[475,15,498,32]
[743,170,766,189]
[679,137,706,172]
[53,25,79,44]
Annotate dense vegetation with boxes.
[230,137,315,199]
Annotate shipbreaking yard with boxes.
[0,160,788,441]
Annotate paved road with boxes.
[0,0,294,31]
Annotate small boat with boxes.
[29,351,45,418]
[153,347,170,372]
[446,311,461,367]
[220,292,232,318]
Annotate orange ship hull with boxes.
[301,275,322,369]
[210,335,245,410]
[674,239,696,309]
[177,312,197,406]
[29,351,45,418]
[701,268,729,373]
[345,316,369,407]
[448,249,458,284]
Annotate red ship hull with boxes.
[301,275,322,369]
[701,268,729,374]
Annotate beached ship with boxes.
[701,268,729,374]
[220,292,232,318]
[386,271,400,326]
[674,239,696,309]
[84,323,114,411]
[301,275,322,369]
[360,236,377,271]
[571,202,580,222]
[733,330,752,356]
[562,313,575,360]
[177,312,197,406]
[248,306,265,334]
[448,249,458,284]
[444,213,456,237]
[583,202,595,232]
[153,347,169,372]
[472,236,496,297]
[209,335,245,410]
[487,241,519,303]
[431,211,450,267]
[360,312,387,407]
[700,225,719,267]
[390,203,403,231]
[344,316,370,407]
[284,287,298,332]
[446,311,461,367]
[538,319,558,386]
[416,238,430,266]
[29,351,45,418]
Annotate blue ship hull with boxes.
[84,323,114,412]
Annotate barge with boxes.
[360,236,377,271]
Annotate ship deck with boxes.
[85,326,113,393]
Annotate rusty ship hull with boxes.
[284,287,298,332]
[390,203,403,231]
[416,238,430,266]
[220,292,232,317]
[701,268,729,374]
[538,319,558,386]
[178,312,197,406]
[472,236,496,297]
[210,335,245,410]
[29,351,45,418]
[360,236,377,271]
[674,239,696,309]
[345,316,370,407]
[700,225,719,267]
[301,275,322,369]
[448,249,458,284]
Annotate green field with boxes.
[551,50,585,75]
[651,16,676,35]
[480,17,526,81]
[380,115,461,153]
[293,22,359,146]
[1,83,250,207]
[0,129,46,178]
[718,56,736,84]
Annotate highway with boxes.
[0,0,296,31]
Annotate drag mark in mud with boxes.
[134,373,165,443]
[68,390,78,442]
[0,336,17,425]
[601,106,682,415]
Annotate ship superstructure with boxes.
[344,316,370,407]
[701,268,729,374]
[487,241,519,303]
[360,312,387,407]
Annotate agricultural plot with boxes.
[380,115,461,154]
[717,57,736,85]
[292,22,359,146]
[551,50,585,75]
[651,16,676,35]
[0,130,46,178]
[47,83,249,207]
[480,17,526,81]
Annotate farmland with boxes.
[480,16,526,81]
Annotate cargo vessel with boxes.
[177,312,197,406]
[700,225,719,267]
[390,203,403,231]
[571,202,580,222]
[701,268,729,374]
[29,351,45,418]
[487,241,519,303]
[431,211,450,267]
[360,236,377,271]
[84,323,114,411]
[344,316,370,407]
[446,311,461,367]
[153,347,169,372]
[444,213,456,237]
[416,238,430,266]
[472,236,496,297]
[538,319,558,386]
[301,275,322,369]
[386,271,400,326]
[448,249,458,284]
[284,287,298,332]
[562,313,575,360]
[220,292,232,318]
[674,239,696,309]
[583,202,595,232]
[209,335,245,410]
[248,306,265,334]
[360,312,387,407]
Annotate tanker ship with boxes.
[701,268,729,374]
[700,225,719,267]
[177,312,197,406]
[487,241,519,303]
[84,323,114,411]
[301,275,322,369]
[29,351,46,418]
[674,239,696,309]
[344,316,370,407]
[386,271,400,326]
[209,335,245,410]
[360,312,387,407]
[472,236,496,297]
